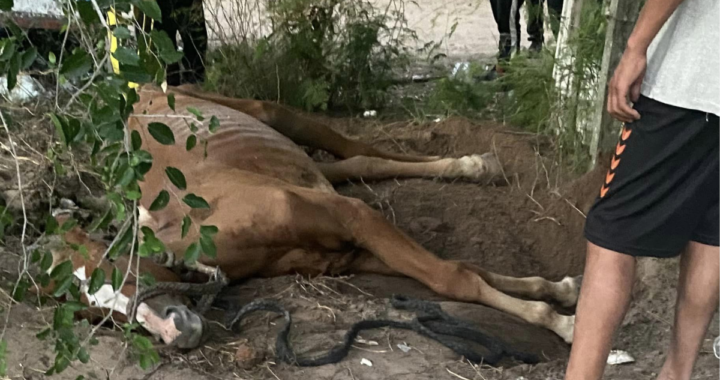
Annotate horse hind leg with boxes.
[459,262,583,308]
[289,190,574,342]
[345,253,582,309]
[170,85,439,162]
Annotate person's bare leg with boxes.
[564,242,637,380]
[656,241,719,380]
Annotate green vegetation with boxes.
[0,0,220,375]
[427,0,607,170]
[204,0,416,112]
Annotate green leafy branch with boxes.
[0,0,223,376]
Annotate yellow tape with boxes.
[107,8,146,89]
[107,10,120,74]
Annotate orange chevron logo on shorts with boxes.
[621,126,632,141]
[605,171,615,184]
[615,142,626,156]
[600,185,609,198]
[601,125,631,199]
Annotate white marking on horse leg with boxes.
[74,266,129,315]
[74,266,181,344]
[444,153,501,181]
[73,266,182,344]
[556,276,581,307]
[138,205,154,228]
[528,300,575,343]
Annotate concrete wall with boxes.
[10,0,62,16]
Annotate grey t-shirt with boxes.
[641,0,720,116]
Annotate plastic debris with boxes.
[355,337,379,346]
[363,110,377,118]
[451,61,470,77]
[360,358,373,367]
[0,74,43,104]
[607,350,635,365]
[397,342,412,353]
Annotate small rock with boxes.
[360,358,373,367]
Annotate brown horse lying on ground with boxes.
[42,84,580,350]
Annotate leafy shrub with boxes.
[426,61,497,117]
[0,0,221,375]
[205,0,416,112]
[427,0,607,170]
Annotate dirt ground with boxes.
[1,110,718,380]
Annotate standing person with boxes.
[545,0,564,40]
[565,0,719,379]
[487,0,513,80]
[153,0,208,86]
[484,0,563,80]
[509,0,564,53]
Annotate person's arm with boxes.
[607,0,686,122]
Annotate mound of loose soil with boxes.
[330,116,592,280]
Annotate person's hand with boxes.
[607,47,647,123]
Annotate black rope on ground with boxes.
[129,277,539,365]
[127,280,226,321]
[225,295,539,367]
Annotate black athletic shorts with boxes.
[584,95,719,258]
